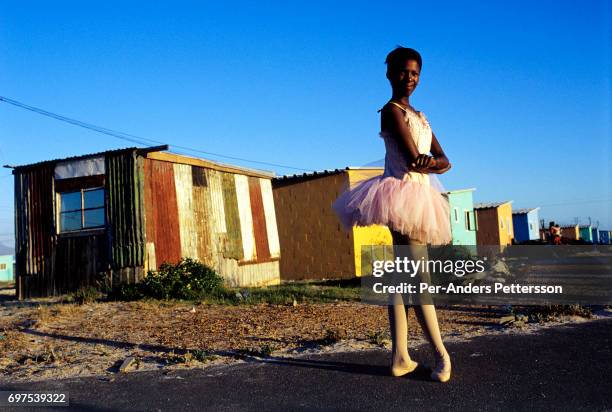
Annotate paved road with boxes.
[2,319,611,411]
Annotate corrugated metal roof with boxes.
[9,145,275,179]
[10,147,139,171]
[474,201,513,209]
[272,168,345,186]
[273,166,383,186]
[512,207,540,215]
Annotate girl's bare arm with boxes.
[380,104,421,163]
[421,132,451,174]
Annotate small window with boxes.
[500,218,504,229]
[529,223,533,230]
[0,263,6,270]
[454,208,459,223]
[59,188,105,233]
[465,210,474,231]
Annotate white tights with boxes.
[388,234,450,375]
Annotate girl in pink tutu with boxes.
[333,47,453,382]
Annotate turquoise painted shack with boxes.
[512,208,540,243]
[0,255,14,282]
[579,225,593,242]
[444,188,477,245]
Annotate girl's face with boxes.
[388,59,421,96]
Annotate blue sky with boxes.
[0,0,610,248]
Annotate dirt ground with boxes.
[0,290,601,383]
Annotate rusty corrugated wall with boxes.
[174,163,199,259]
[143,158,181,266]
[105,151,146,269]
[248,176,271,261]
[14,164,57,298]
[221,172,244,260]
[192,166,214,266]
[141,155,280,286]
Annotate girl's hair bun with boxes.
[385,46,422,71]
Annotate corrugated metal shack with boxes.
[12,146,281,298]
[272,167,392,280]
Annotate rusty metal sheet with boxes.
[143,158,181,266]
[248,176,270,260]
[258,178,280,258]
[106,151,146,268]
[14,164,58,298]
[173,163,198,259]
[206,169,227,234]
[192,166,214,266]
[221,172,243,260]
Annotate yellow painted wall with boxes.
[346,168,392,276]
[497,203,514,245]
[347,168,383,189]
[352,225,392,276]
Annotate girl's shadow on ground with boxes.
[256,354,434,381]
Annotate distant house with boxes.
[512,207,540,243]
[599,230,610,245]
[579,225,593,243]
[591,227,599,244]
[560,224,579,241]
[474,201,514,246]
[444,188,477,245]
[11,146,281,298]
[0,255,14,282]
[272,167,392,280]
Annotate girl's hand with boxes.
[411,154,436,170]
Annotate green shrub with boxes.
[142,258,224,300]
[109,258,224,301]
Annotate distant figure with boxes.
[549,222,561,245]
[554,224,562,245]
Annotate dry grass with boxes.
[0,300,503,381]
[0,299,596,383]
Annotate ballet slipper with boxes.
[390,359,419,377]
[430,353,451,383]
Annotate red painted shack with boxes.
[12,146,281,298]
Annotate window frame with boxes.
[57,187,106,234]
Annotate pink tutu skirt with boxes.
[333,174,452,245]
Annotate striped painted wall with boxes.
[142,158,280,286]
